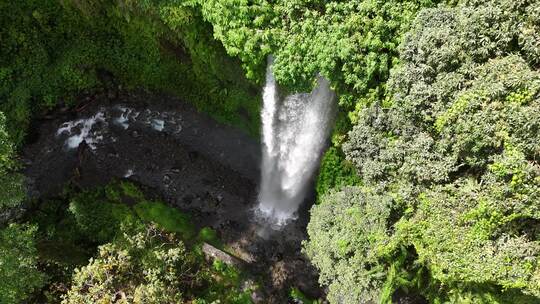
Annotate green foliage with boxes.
[0,224,45,304]
[27,183,147,301]
[315,0,540,302]
[69,188,135,243]
[315,147,361,199]
[400,177,540,299]
[30,198,94,263]
[0,113,15,172]
[0,173,25,213]
[304,187,393,304]
[0,0,260,147]
[290,287,321,304]
[201,260,254,304]
[62,223,204,304]
[31,181,253,302]
[0,0,97,144]
[0,112,24,211]
[66,181,196,243]
[197,0,441,100]
[105,180,145,202]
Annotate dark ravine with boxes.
[22,90,322,303]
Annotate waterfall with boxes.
[257,58,336,225]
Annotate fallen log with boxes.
[201,242,246,269]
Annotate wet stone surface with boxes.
[22,90,322,303]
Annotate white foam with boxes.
[124,169,134,178]
[56,111,106,150]
[56,106,179,151]
[151,119,165,131]
[113,106,140,129]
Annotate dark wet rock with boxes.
[170,166,182,173]
[188,150,199,161]
[21,158,33,166]
[0,205,26,226]
[392,289,429,304]
[182,194,193,205]
[107,91,116,100]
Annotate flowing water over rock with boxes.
[257,60,336,225]
[56,111,106,150]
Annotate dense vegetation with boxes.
[1,0,539,303]
[5,181,253,303]
[0,3,262,299]
[0,223,44,303]
[306,0,540,303]
[0,0,260,147]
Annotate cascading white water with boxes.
[257,58,336,225]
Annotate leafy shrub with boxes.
[315,147,360,199]
[32,181,257,302]
[62,223,204,304]
[69,189,134,243]
[61,219,254,303]
[304,187,393,304]
[0,112,24,212]
[0,224,45,304]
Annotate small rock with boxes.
[251,291,264,304]
[170,166,182,173]
[21,158,33,166]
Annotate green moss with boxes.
[290,287,320,304]
[120,181,144,199]
[202,260,253,304]
[197,227,222,248]
[134,200,195,239]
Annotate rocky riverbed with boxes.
[22,90,322,303]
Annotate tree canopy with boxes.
[197,0,444,105]
[0,224,45,304]
[306,0,540,302]
[62,223,204,304]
